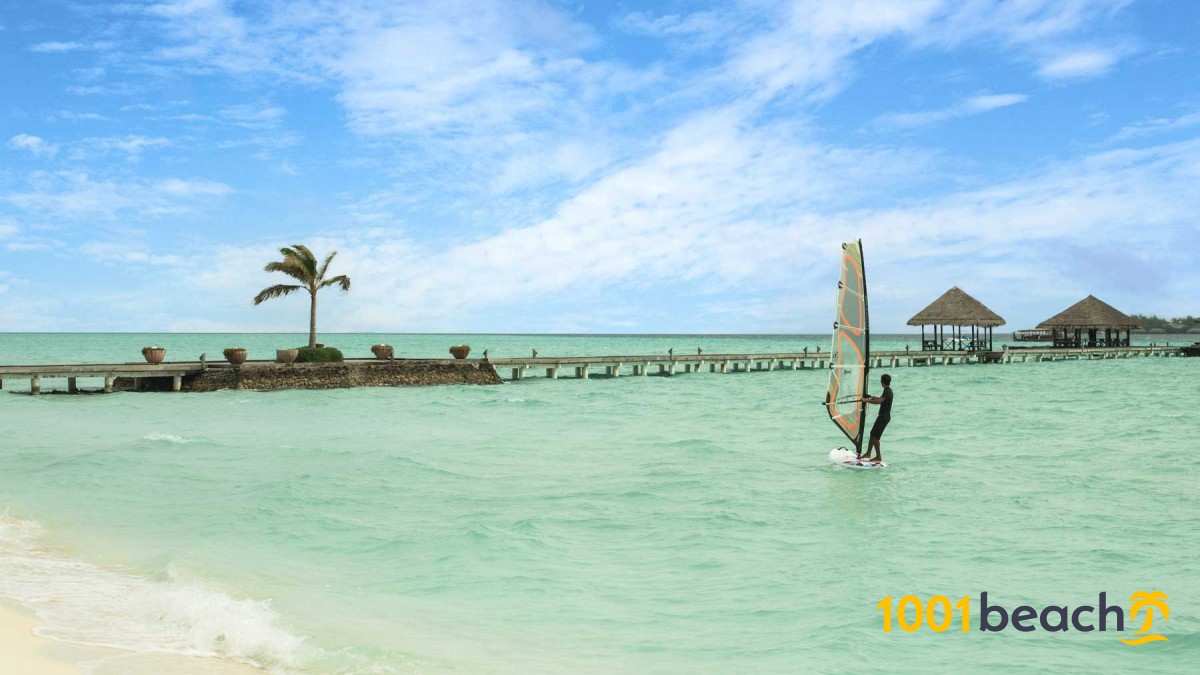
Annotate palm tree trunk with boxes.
[309,290,318,348]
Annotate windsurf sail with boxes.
[825,240,869,454]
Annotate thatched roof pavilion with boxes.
[907,286,1006,351]
[1036,295,1140,347]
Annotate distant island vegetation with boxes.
[1130,314,1200,334]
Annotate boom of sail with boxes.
[825,240,870,453]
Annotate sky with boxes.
[1,0,1198,334]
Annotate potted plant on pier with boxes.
[141,346,166,365]
[449,344,471,359]
[371,344,394,360]
[224,347,248,365]
[276,348,299,364]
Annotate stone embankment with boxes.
[116,360,502,392]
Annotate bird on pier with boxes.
[532,348,539,358]
[697,347,702,355]
[199,353,207,369]
[482,349,489,361]
[668,348,674,359]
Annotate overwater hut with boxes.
[1037,295,1139,348]
[907,286,1005,351]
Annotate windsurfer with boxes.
[859,374,893,462]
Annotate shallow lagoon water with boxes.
[1,333,1197,673]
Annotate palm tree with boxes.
[253,244,351,348]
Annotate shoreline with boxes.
[0,599,81,674]
[0,598,269,674]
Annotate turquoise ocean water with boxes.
[1,333,1198,673]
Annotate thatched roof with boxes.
[1036,295,1140,329]
[906,286,1006,327]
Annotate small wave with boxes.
[141,432,196,444]
[0,517,311,671]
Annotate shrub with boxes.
[295,346,344,363]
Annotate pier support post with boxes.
[580,365,590,380]
[172,374,182,392]
[696,361,705,373]
[68,377,78,393]
[548,367,558,379]
[641,363,649,376]
[669,362,677,376]
[721,360,729,373]
[614,363,622,377]
[31,375,40,395]
[104,375,114,393]
[768,359,777,371]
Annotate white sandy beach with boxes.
[0,600,85,674]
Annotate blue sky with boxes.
[1,0,1197,333]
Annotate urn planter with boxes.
[141,346,166,365]
[224,347,248,365]
[449,344,471,359]
[371,344,394,360]
[276,349,299,364]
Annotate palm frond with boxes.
[253,284,305,305]
[263,259,312,283]
[288,244,318,279]
[319,274,351,292]
[317,251,337,281]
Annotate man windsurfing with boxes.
[858,374,893,462]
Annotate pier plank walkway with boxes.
[486,345,1183,381]
[0,345,1185,393]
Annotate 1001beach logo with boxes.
[876,591,1169,645]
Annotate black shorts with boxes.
[869,415,890,440]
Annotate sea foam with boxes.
[141,432,196,444]
[0,517,311,672]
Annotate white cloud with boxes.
[71,135,172,161]
[8,134,59,159]
[1111,110,1200,141]
[1038,48,1120,79]
[47,110,113,122]
[30,41,84,53]
[79,241,183,266]
[3,171,232,220]
[156,178,232,197]
[181,129,1200,331]
[219,104,286,129]
[876,92,1028,129]
[30,40,115,54]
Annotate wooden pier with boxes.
[486,345,1184,381]
[0,345,1186,393]
[0,362,206,394]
